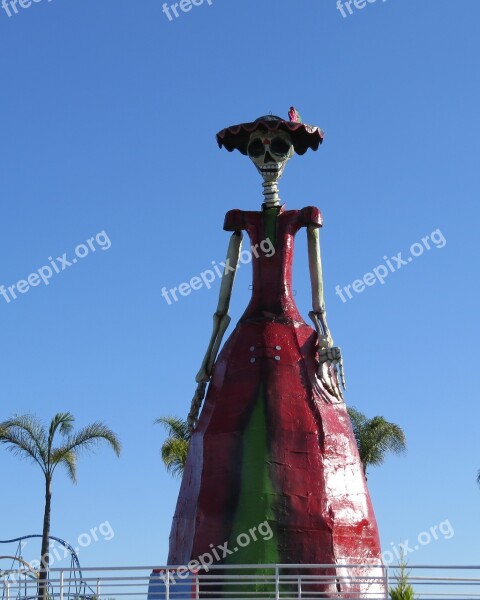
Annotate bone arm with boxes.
[195,231,243,383]
[307,225,333,346]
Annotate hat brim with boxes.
[216,118,324,156]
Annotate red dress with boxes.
[168,204,384,595]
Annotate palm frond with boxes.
[0,415,48,467]
[155,416,190,478]
[50,447,78,482]
[363,417,406,466]
[0,428,46,473]
[161,438,190,478]
[59,449,77,483]
[63,422,121,457]
[52,412,75,437]
[0,415,48,472]
[347,407,367,448]
[48,412,75,454]
[347,407,406,475]
[154,417,190,442]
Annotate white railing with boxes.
[2,564,480,599]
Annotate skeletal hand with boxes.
[195,366,210,384]
[188,381,207,433]
[317,346,346,401]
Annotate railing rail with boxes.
[2,564,480,599]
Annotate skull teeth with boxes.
[261,164,282,172]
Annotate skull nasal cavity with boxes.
[264,151,275,163]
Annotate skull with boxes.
[246,129,294,183]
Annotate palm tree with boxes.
[0,413,121,600]
[155,416,190,478]
[347,407,406,478]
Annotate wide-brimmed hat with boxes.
[216,114,324,156]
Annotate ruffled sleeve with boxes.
[300,206,323,228]
[224,209,244,232]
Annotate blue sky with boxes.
[0,0,479,570]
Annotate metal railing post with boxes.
[96,577,100,600]
[166,568,170,600]
[297,575,302,599]
[4,580,9,600]
[59,569,64,600]
[383,563,389,599]
[275,565,280,600]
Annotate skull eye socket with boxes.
[247,138,265,158]
[270,137,291,157]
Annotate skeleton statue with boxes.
[169,112,384,598]
[189,115,345,432]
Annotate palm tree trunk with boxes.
[38,476,51,600]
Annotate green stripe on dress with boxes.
[224,384,279,594]
[263,206,279,248]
